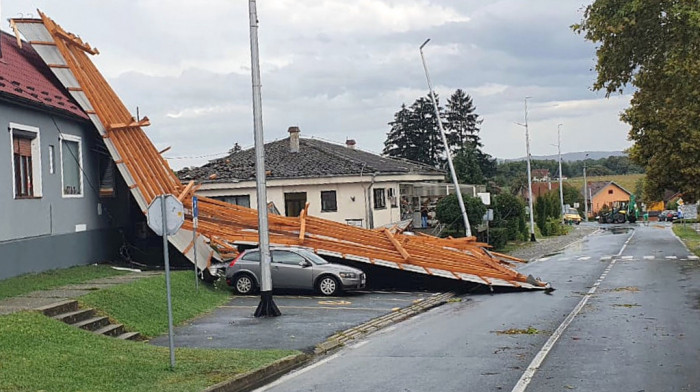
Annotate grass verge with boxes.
[80,271,232,337]
[0,312,296,392]
[0,264,127,300]
[672,224,700,257]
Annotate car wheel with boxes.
[317,276,341,296]
[234,274,256,295]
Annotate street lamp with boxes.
[583,153,589,222]
[515,97,536,242]
[419,38,472,237]
[248,0,280,317]
[557,124,565,224]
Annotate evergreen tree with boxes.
[410,96,445,167]
[446,89,482,151]
[453,143,484,185]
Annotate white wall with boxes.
[198,175,437,228]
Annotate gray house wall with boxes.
[0,102,125,279]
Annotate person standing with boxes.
[421,206,429,228]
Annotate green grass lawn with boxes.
[0,264,127,300]
[80,271,232,337]
[0,312,296,392]
[566,173,644,193]
[673,224,700,257]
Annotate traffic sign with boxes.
[147,195,185,236]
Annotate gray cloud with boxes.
[4,0,631,170]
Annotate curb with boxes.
[202,353,311,392]
[314,291,456,355]
[201,291,456,391]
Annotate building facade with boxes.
[178,127,448,229]
[0,31,127,279]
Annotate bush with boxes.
[492,193,528,241]
[534,191,562,236]
[488,228,508,250]
[545,217,567,236]
[435,194,487,237]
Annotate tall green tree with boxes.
[573,0,700,202]
[453,143,485,185]
[435,194,486,237]
[446,89,482,151]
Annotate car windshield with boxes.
[297,250,329,265]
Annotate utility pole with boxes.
[419,39,471,237]
[516,97,536,241]
[248,0,280,317]
[557,124,565,224]
[583,153,589,222]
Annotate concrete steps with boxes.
[37,300,141,341]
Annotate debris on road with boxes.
[12,12,548,291]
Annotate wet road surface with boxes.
[149,290,432,351]
[254,223,700,392]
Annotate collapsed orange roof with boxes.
[11,11,547,290]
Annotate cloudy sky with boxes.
[4,1,633,169]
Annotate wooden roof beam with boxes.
[384,228,410,261]
[108,116,150,131]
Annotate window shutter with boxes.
[14,137,32,157]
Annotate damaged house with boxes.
[178,127,446,229]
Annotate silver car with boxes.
[225,247,366,296]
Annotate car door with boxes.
[271,250,313,289]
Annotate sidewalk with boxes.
[0,270,162,315]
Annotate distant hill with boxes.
[505,151,626,162]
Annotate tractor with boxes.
[598,194,639,224]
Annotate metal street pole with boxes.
[557,124,565,224]
[192,195,199,292]
[249,0,280,317]
[515,97,536,241]
[160,195,176,369]
[419,38,472,237]
[583,153,589,221]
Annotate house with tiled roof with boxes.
[178,127,449,229]
[0,31,129,279]
[584,181,632,217]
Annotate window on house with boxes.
[48,145,55,174]
[321,190,337,212]
[60,134,83,197]
[388,188,398,207]
[608,189,613,195]
[374,188,386,209]
[10,123,42,199]
[212,195,250,208]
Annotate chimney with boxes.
[345,139,356,150]
[288,126,300,153]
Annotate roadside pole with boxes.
[192,195,199,292]
[147,195,184,370]
[419,38,472,237]
[160,196,176,369]
[583,153,589,221]
[249,0,280,317]
[557,124,565,224]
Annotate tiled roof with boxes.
[0,31,87,119]
[586,181,631,198]
[178,137,445,182]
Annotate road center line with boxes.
[511,229,635,392]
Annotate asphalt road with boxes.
[149,290,432,351]
[254,223,700,392]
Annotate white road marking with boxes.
[621,255,634,260]
[689,255,700,260]
[577,256,591,261]
[511,229,635,392]
[600,256,612,261]
[537,257,551,262]
[643,255,655,260]
[665,256,678,260]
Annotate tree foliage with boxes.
[534,191,565,236]
[435,194,486,237]
[383,90,495,180]
[573,0,700,202]
[491,193,529,241]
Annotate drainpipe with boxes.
[366,172,379,229]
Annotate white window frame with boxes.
[9,122,43,199]
[59,133,84,198]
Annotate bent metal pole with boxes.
[419,39,472,237]
[248,0,280,317]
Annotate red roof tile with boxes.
[0,31,87,119]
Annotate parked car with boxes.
[563,207,582,224]
[658,210,678,222]
[225,247,366,296]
